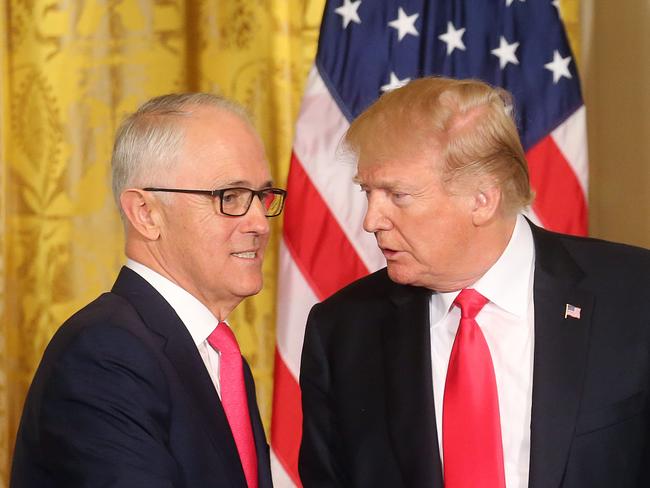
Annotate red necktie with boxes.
[442,289,505,488]
[208,322,258,488]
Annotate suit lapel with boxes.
[382,281,444,487]
[161,327,247,486]
[528,226,594,488]
[112,267,247,487]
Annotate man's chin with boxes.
[386,266,414,286]
[235,279,264,299]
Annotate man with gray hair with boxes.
[299,77,650,488]
[11,93,284,487]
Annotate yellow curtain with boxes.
[0,1,325,484]
[0,1,579,486]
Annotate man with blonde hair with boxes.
[12,93,285,487]
[299,77,650,488]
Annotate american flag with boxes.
[565,303,582,319]
[270,1,588,485]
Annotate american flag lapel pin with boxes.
[565,303,581,319]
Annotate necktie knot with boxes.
[208,322,240,357]
[454,288,489,319]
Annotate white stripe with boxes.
[293,66,385,273]
[550,105,589,197]
[271,448,297,488]
[276,241,318,377]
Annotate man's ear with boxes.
[120,189,162,240]
[471,184,502,226]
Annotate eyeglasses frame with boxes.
[142,186,287,217]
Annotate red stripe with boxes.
[271,350,303,487]
[283,151,369,300]
[527,135,588,236]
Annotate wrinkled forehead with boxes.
[172,107,270,184]
[353,139,443,179]
[353,152,442,190]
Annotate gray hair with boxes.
[111,93,251,218]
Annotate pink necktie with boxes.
[208,322,258,488]
[442,289,505,488]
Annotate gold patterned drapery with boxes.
[0,1,580,486]
[0,1,325,484]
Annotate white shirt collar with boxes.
[473,214,535,318]
[125,259,220,346]
[431,214,535,321]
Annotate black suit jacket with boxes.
[11,267,273,488]
[299,223,650,487]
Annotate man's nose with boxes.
[363,194,392,233]
[244,196,270,234]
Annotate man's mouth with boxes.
[232,251,257,259]
[380,247,398,259]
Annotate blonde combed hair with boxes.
[345,77,534,213]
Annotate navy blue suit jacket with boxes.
[11,267,273,487]
[299,222,650,487]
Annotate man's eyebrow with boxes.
[219,180,274,188]
[352,176,409,191]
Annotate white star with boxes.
[551,0,561,14]
[438,22,466,55]
[381,72,410,92]
[388,7,419,41]
[335,0,362,29]
[506,0,526,6]
[544,50,572,83]
[491,36,520,69]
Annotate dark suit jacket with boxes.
[11,267,273,488]
[299,223,650,487]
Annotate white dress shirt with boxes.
[126,259,224,398]
[430,214,536,488]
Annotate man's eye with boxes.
[391,192,412,205]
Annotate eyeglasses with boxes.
[142,186,287,217]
